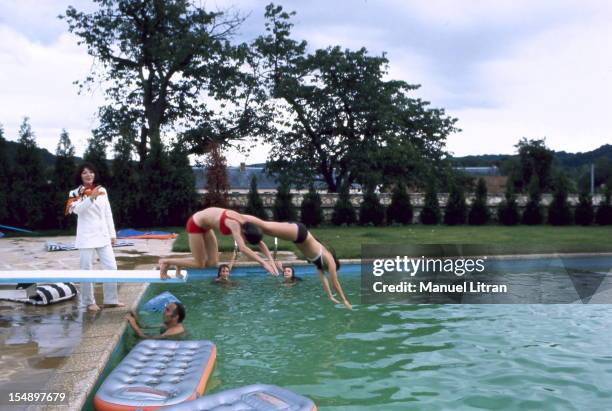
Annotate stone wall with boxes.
[219,193,605,223]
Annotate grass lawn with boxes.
[171,225,612,259]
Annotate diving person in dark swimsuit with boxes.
[158,208,279,279]
[238,217,352,309]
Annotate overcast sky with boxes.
[1,0,611,165]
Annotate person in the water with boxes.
[125,302,186,339]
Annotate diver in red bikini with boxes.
[158,207,279,279]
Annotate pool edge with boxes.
[40,282,150,411]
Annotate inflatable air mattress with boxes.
[94,340,216,411]
[157,384,316,411]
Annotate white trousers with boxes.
[79,244,119,306]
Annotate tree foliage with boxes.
[9,118,47,228]
[254,4,458,192]
[359,186,385,226]
[0,124,11,223]
[202,143,229,208]
[515,138,554,192]
[300,184,323,227]
[444,184,467,225]
[63,0,259,162]
[420,183,440,225]
[51,130,77,229]
[522,176,544,225]
[595,188,612,225]
[244,175,268,220]
[331,183,356,225]
[574,190,594,226]
[547,174,573,225]
[468,178,489,225]
[497,184,520,225]
[386,183,413,225]
[273,178,296,222]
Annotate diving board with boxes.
[0,270,186,283]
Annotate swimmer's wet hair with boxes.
[172,302,186,323]
[242,222,263,245]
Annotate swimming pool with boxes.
[124,257,612,410]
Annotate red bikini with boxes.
[186,210,236,235]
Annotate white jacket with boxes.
[67,185,117,249]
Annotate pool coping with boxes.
[38,282,150,411]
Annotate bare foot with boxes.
[159,260,170,280]
[87,303,100,312]
[343,300,353,310]
[174,267,184,279]
[330,296,341,305]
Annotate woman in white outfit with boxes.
[66,163,124,311]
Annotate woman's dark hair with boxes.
[242,222,263,245]
[172,302,186,323]
[316,238,341,271]
[217,264,230,278]
[285,266,295,278]
[75,162,98,186]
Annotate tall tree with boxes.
[444,184,467,225]
[254,4,458,192]
[386,182,413,225]
[10,118,47,228]
[548,174,573,225]
[300,184,323,227]
[202,143,229,208]
[83,136,110,186]
[166,141,197,225]
[420,183,440,225]
[273,178,296,222]
[244,175,268,220]
[522,175,543,225]
[111,137,141,227]
[51,130,77,229]
[515,138,554,192]
[0,124,11,223]
[63,0,258,163]
[468,178,490,225]
[497,183,520,225]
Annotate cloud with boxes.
[0,24,103,156]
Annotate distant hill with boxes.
[451,144,612,169]
[5,140,64,168]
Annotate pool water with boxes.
[133,263,612,410]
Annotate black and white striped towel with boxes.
[1,283,78,305]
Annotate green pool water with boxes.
[133,271,612,410]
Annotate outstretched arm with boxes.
[227,221,276,275]
[327,261,352,310]
[257,241,279,275]
[318,269,341,304]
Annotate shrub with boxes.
[300,184,323,227]
[468,178,490,225]
[444,184,467,225]
[331,184,356,226]
[273,179,296,222]
[420,184,440,225]
[359,186,385,226]
[386,183,413,224]
[498,184,520,225]
[522,176,543,225]
[244,175,268,220]
[548,176,573,225]
[574,191,594,226]
[595,188,612,225]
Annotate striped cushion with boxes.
[1,283,78,305]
